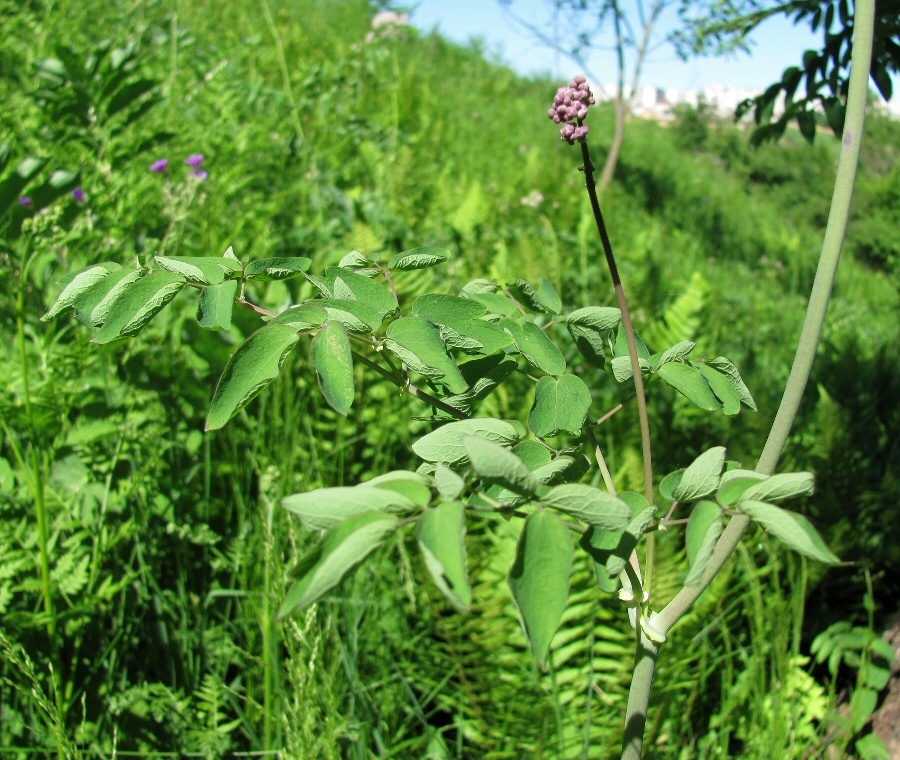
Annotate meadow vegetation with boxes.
[1,0,897,756]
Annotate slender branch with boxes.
[351,350,469,420]
[579,140,654,510]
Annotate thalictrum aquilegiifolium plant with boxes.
[39,2,879,754]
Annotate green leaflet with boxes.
[315,298,382,333]
[684,500,723,586]
[740,472,815,503]
[42,262,122,321]
[716,472,767,506]
[501,318,566,375]
[412,418,522,465]
[417,502,472,611]
[268,303,328,331]
[651,340,697,370]
[282,485,420,531]
[695,362,742,415]
[741,500,840,565]
[277,512,400,618]
[155,255,241,285]
[528,374,592,437]
[384,316,468,393]
[657,362,721,411]
[206,323,302,431]
[673,447,726,502]
[461,435,538,496]
[311,321,355,415]
[388,246,450,271]
[197,280,238,331]
[361,470,433,507]
[508,510,574,668]
[434,464,466,501]
[92,270,185,344]
[540,483,632,530]
[244,257,311,280]
[705,357,758,411]
[75,267,146,328]
[327,266,398,320]
[412,294,513,355]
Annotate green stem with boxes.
[617,1,875,755]
[579,141,654,509]
[580,139,657,604]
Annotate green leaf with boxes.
[464,290,519,317]
[206,324,301,431]
[659,469,685,501]
[328,266,398,320]
[417,502,472,611]
[75,267,146,327]
[282,485,419,530]
[268,303,328,331]
[361,471,432,507]
[580,526,625,593]
[651,340,696,370]
[42,262,122,321]
[508,510,574,668]
[388,246,449,271]
[536,279,562,315]
[197,280,238,330]
[706,357,757,411]
[614,325,651,360]
[528,374,592,437]
[716,471,767,507]
[695,362,742,415]
[685,500,723,586]
[531,455,589,487]
[462,436,538,496]
[92,270,185,344]
[605,506,656,576]
[611,356,651,382]
[434,464,466,501]
[741,500,840,564]
[565,306,622,332]
[657,362,721,411]
[311,321,355,415]
[244,257,311,280]
[413,294,513,355]
[540,483,632,529]
[384,317,468,394]
[338,250,377,275]
[277,512,399,617]
[155,256,241,285]
[501,319,566,375]
[412,418,522,465]
[315,298,382,333]
[740,473,815,503]
[673,447,726,502]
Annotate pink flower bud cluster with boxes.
[548,75,594,144]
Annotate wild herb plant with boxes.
[33,0,887,756]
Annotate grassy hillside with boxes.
[1,0,897,756]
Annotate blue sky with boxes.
[407,0,828,93]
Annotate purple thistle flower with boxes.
[185,154,205,168]
[192,169,208,181]
[19,196,33,207]
[150,158,169,173]
[72,187,86,202]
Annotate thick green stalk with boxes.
[618,1,875,755]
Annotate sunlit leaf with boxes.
[417,502,472,611]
